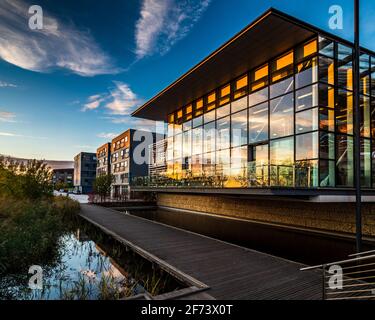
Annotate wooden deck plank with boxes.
[80,204,322,300]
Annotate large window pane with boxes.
[183,120,192,132]
[360,95,371,138]
[191,154,202,177]
[360,53,370,96]
[296,84,318,111]
[216,103,230,119]
[249,102,268,143]
[173,134,182,159]
[183,130,191,158]
[270,137,294,187]
[248,144,269,187]
[319,36,334,58]
[204,109,215,123]
[231,96,247,113]
[174,123,182,135]
[231,110,248,147]
[296,57,318,89]
[248,87,268,107]
[319,107,335,132]
[216,149,230,177]
[192,115,203,128]
[270,76,293,99]
[296,132,318,160]
[192,127,202,155]
[320,132,335,160]
[371,56,375,97]
[296,108,319,134]
[270,93,294,138]
[203,122,215,153]
[203,152,215,177]
[167,137,174,161]
[295,160,318,188]
[230,146,248,187]
[361,139,371,187]
[217,116,230,150]
[319,56,335,85]
[320,160,335,187]
[318,83,335,108]
[337,44,353,90]
[336,135,354,187]
[336,89,353,134]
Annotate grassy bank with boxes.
[0,157,80,275]
[0,196,80,274]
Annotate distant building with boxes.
[110,129,159,198]
[74,152,97,194]
[96,142,111,176]
[52,168,74,187]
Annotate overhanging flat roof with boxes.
[132,8,371,121]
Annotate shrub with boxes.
[0,196,80,274]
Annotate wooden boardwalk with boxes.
[80,204,322,300]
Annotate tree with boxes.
[93,174,114,202]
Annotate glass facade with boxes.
[155,35,375,189]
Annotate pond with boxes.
[125,207,375,266]
[0,218,184,300]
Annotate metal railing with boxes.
[301,250,375,300]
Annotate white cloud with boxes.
[97,132,119,139]
[0,81,17,88]
[81,94,106,112]
[0,111,16,123]
[82,82,142,116]
[135,0,211,59]
[0,0,118,76]
[0,131,47,139]
[106,82,141,115]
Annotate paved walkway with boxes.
[80,204,322,300]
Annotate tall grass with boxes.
[0,196,80,275]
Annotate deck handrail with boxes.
[300,253,375,271]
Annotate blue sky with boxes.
[0,0,374,160]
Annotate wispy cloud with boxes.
[0,81,17,88]
[82,82,142,116]
[96,132,119,139]
[0,111,17,123]
[0,0,118,76]
[0,131,47,139]
[74,145,95,150]
[135,0,211,59]
[81,94,106,112]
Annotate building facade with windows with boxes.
[96,142,111,176]
[132,8,375,197]
[110,129,157,198]
[52,168,74,188]
[73,152,97,194]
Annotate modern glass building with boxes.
[132,8,375,194]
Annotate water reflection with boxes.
[0,221,182,300]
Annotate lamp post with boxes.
[353,0,362,253]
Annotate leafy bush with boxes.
[0,157,53,199]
